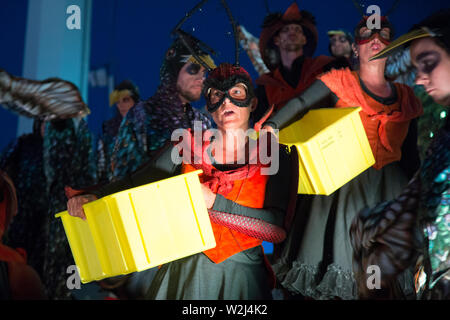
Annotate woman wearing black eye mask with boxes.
[66,63,296,300]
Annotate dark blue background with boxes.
[1,0,449,150]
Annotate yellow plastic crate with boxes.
[279,107,375,195]
[55,170,216,283]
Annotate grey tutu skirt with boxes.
[272,162,416,300]
[146,246,273,300]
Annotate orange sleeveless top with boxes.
[182,163,269,264]
[319,68,423,170]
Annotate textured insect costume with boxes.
[0,64,98,299]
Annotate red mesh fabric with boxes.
[208,209,286,244]
[208,63,251,83]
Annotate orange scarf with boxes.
[180,130,270,264]
[319,68,423,152]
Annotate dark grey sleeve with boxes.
[211,145,293,227]
[253,85,270,123]
[263,80,335,130]
[93,143,180,198]
[399,119,420,179]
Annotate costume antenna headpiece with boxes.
[171,0,241,68]
[350,0,400,45]
[220,0,241,66]
[264,0,270,14]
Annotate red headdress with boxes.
[259,2,318,70]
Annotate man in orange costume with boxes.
[254,2,348,122]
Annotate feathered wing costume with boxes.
[349,175,421,299]
[0,68,90,120]
[385,48,416,87]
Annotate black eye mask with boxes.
[355,29,392,45]
[203,76,255,113]
[202,64,256,113]
[206,84,254,113]
[186,63,202,75]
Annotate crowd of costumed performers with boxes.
[0,1,448,300]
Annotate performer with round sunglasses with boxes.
[66,63,297,300]
[106,34,215,182]
[264,16,423,300]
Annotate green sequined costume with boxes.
[416,117,449,299]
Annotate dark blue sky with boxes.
[1,0,449,151]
